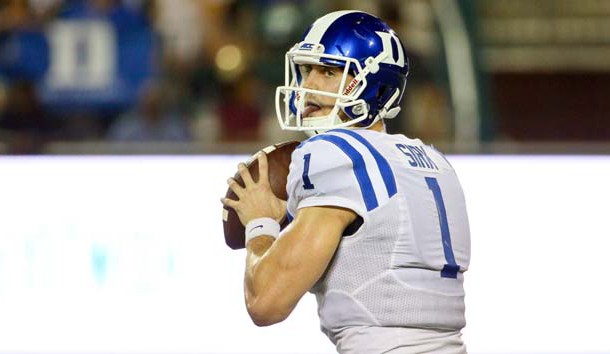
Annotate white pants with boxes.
[332,326,467,354]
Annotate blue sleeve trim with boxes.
[332,129,397,198]
[305,134,379,211]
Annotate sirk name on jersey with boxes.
[396,143,439,170]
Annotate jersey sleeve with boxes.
[285,138,368,221]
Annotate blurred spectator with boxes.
[151,0,229,98]
[57,0,150,26]
[391,0,454,140]
[106,81,191,142]
[31,0,160,142]
[217,75,262,142]
[153,0,207,71]
[0,0,53,82]
[0,0,33,31]
[0,80,57,154]
[0,0,56,31]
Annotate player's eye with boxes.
[324,67,336,77]
[299,64,312,78]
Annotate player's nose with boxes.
[301,70,321,90]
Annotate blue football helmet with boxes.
[275,10,409,135]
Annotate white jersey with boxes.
[285,129,471,353]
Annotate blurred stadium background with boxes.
[1,1,610,354]
[1,0,609,155]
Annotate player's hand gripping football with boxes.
[221,152,287,227]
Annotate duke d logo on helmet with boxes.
[376,31,406,67]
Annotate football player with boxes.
[222,10,471,354]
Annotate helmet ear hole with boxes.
[352,103,366,116]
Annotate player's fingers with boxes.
[220,197,238,209]
[227,177,244,197]
[238,162,254,186]
[257,152,270,185]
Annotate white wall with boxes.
[0,155,608,354]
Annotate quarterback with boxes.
[222,10,471,354]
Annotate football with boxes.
[223,140,300,250]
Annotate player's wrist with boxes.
[245,217,280,247]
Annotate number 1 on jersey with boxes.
[425,177,460,279]
[302,153,315,190]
